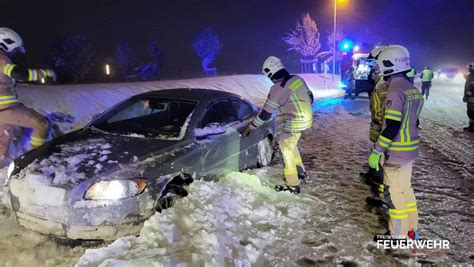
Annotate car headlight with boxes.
[7,162,15,178]
[84,178,147,200]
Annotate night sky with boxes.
[2,0,473,79]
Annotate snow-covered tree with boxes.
[193,27,222,77]
[47,34,95,82]
[283,13,328,73]
[114,41,135,81]
[283,13,328,60]
[326,31,346,62]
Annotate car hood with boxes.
[12,128,187,188]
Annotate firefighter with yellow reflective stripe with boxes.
[420,66,434,99]
[0,28,56,166]
[405,67,416,84]
[368,45,423,239]
[361,47,388,195]
[243,56,313,194]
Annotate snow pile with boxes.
[17,74,342,134]
[77,171,322,266]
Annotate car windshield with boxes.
[91,97,197,139]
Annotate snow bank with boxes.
[77,170,323,266]
[17,74,342,133]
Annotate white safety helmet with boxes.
[0,28,25,54]
[376,45,411,77]
[368,46,387,60]
[262,56,285,78]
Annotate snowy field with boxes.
[1,75,472,266]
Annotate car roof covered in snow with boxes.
[135,88,246,103]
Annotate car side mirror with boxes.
[194,122,226,138]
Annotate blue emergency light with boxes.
[339,39,354,52]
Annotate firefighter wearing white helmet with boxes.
[463,62,474,132]
[362,46,389,198]
[368,45,424,240]
[0,27,57,167]
[243,56,314,194]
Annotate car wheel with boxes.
[257,137,273,167]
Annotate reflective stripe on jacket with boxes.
[421,69,434,82]
[375,77,424,164]
[0,53,19,107]
[369,79,389,141]
[406,68,416,78]
[262,75,313,133]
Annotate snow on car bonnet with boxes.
[17,138,114,186]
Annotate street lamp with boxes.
[332,0,348,81]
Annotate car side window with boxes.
[232,99,254,120]
[200,100,239,127]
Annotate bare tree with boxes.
[193,27,222,77]
[48,34,95,82]
[326,31,346,63]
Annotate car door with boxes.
[195,100,243,177]
[228,98,261,169]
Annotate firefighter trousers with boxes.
[383,161,418,236]
[421,82,431,98]
[467,102,474,128]
[0,104,49,159]
[279,131,304,187]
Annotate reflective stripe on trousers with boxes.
[383,161,418,236]
[278,131,304,186]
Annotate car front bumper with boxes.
[6,179,156,240]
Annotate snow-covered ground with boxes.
[1,76,472,266]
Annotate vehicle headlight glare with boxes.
[84,178,147,200]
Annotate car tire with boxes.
[257,137,273,167]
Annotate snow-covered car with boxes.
[438,66,463,81]
[4,88,275,240]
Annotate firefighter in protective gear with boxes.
[361,46,387,194]
[368,45,423,238]
[0,27,56,166]
[244,56,313,194]
[367,75,389,196]
[420,66,434,99]
[463,62,474,132]
[406,67,416,84]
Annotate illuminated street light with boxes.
[332,0,348,81]
[353,45,360,52]
[105,64,111,76]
